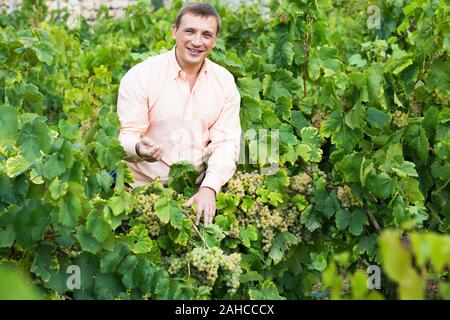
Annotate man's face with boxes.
[172,13,217,69]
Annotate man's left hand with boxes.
[183,187,216,226]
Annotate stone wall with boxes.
[0,0,272,22]
[1,1,147,20]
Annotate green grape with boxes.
[290,172,313,194]
[337,185,356,209]
[392,110,408,128]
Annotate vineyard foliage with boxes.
[0,0,449,300]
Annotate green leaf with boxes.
[6,155,32,178]
[0,105,18,142]
[348,209,368,236]
[31,242,58,282]
[320,110,359,152]
[100,242,129,273]
[345,104,366,130]
[240,271,264,283]
[75,226,102,254]
[58,196,82,228]
[154,197,171,224]
[241,96,263,128]
[86,210,111,243]
[203,224,225,247]
[367,107,391,129]
[249,281,286,300]
[336,209,351,231]
[400,177,424,203]
[349,54,367,68]
[300,206,321,232]
[129,224,154,254]
[322,191,340,218]
[94,273,124,300]
[18,118,52,161]
[168,162,199,194]
[240,226,258,248]
[391,161,418,178]
[310,250,328,272]
[237,77,262,99]
[264,169,289,193]
[108,197,124,216]
[42,155,66,179]
[0,224,15,248]
[366,171,394,199]
[380,230,425,299]
[268,232,298,264]
[48,178,68,200]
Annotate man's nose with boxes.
[191,33,202,46]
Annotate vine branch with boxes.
[303,15,313,98]
[366,209,382,234]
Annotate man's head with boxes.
[172,2,220,70]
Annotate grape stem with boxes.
[182,210,210,249]
[366,209,381,234]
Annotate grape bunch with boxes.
[229,219,240,238]
[187,247,223,285]
[337,185,356,209]
[225,171,265,195]
[135,193,165,237]
[238,202,295,252]
[289,172,313,194]
[220,253,242,295]
[392,110,408,128]
[186,246,243,295]
[409,90,423,117]
[307,164,327,180]
[165,255,186,275]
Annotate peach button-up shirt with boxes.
[117,46,241,194]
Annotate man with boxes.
[117,2,241,226]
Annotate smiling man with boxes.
[117,2,241,226]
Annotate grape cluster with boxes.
[308,164,328,180]
[392,110,408,128]
[225,178,245,196]
[135,193,165,237]
[165,256,186,275]
[186,247,242,295]
[187,247,222,285]
[337,185,356,209]
[220,253,242,295]
[409,91,423,117]
[289,172,313,194]
[229,219,240,238]
[238,202,298,252]
[225,171,264,195]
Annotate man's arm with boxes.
[184,77,241,225]
[200,80,241,194]
[117,67,150,162]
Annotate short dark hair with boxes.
[174,2,221,35]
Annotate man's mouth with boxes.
[187,47,203,55]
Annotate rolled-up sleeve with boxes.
[200,79,241,194]
[117,67,150,162]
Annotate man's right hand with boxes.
[135,137,164,162]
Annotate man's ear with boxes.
[172,24,177,39]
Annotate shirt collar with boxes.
[169,45,209,80]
